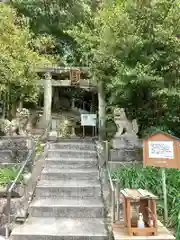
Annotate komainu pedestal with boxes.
[111,108,142,162]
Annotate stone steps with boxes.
[41,168,98,180]
[11,217,108,240]
[45,158,97,169]
[30,198,105,218]
[47,149,97,159]
[49,142,96,151]
[35,180,101,199]
[53,138,95,143]
[10,140,107,240]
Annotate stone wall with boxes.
[0,147,47,236]
[0,136,33,165]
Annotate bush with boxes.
[0,166,22,186]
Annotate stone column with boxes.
[98,80,106,141]
[42,72,52,128]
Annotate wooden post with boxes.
[162,168,168,223]
[116,181,120,221]
[42,72,52,128]
[98,80,106,141]
[71,98,76,137]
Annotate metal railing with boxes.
[96,140,116,223]
[5,121,51,238]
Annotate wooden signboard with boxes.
[143,132,180,169]
[70,68,80,85]
[143,131,180,223]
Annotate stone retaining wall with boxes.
[0,136,32,164]
[0,147,47,236]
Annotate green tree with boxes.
[11,0,100,64]
[0,4,54,116]
[70,0,180,137]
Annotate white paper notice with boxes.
[81,114,97,126]
[148,141,174,159]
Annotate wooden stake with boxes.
[162,168,168,223]
[83,126,85,138]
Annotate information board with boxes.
[81,114,97,126]
[148,141,174,159]
[143,132,180,169]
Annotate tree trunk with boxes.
[42,72,52,128]
[98,80,106,140]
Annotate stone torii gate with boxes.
[36,67,106,139]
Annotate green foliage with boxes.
[112,166,180,238]
[0,166,22,186]
[70,0,180,137]
[0,4,54,107]
[11,0,99,64]
[35,140,44,154]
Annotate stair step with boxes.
[30,198,104,218]
[11,217,108,240]
[52,138,95,143]
[35,180,101,199]
[48,149,97,159]
[45,158,97,169]
[41,168,98,180]
[49,142,96,151]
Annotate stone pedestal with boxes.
[110,134,142,163]
[112,137,126,149]
[48,131,58,141]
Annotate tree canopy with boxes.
[70,0,180,137]
[0,4,54,113]
[11,0,100,64]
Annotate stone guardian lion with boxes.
[113,108,138,137]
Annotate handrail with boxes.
[96,140,116,223]
[5,121,51,238]
[107,167,114,192]
[104,141,115,192]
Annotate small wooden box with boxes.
[121,189,158,236]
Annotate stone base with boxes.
[112,134,142,150]
[112,137,127,149]
[108,161,142,171]
[110,148,142,162]
[48,131,58,141]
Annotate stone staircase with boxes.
[10,139,108,240]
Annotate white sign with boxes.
[148,141,174,159]
[81,114,97,126]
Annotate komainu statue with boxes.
[0,108,31,136]
[113,108,138,137]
